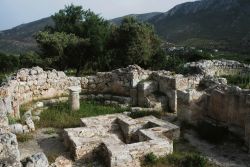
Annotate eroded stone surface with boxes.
[22,152,49,167]
[0,132,22,167]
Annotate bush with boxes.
[19,52,44,68]
[16,133,34,142]
[166,152,208,167]
[144,152,158,165]
[0,52,19,73]
[222,75,250,89]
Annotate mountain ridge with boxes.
[1,0,250,54]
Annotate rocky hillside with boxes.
[110,12,162,25]
[1,0,250,54]
[149,0,250,53]
[0,17,53,54]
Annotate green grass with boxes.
[43,128,56,135]
[143,139,217,167]
[16,133,34,142]
[8,116,21,125]
[36,101,127,129]
[222,75,250,89]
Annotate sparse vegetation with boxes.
[8,116,21,125]
[36,101,126,128]
[16,133,34,142]
[222,75,250,89]
[129,111,162,119]
[43,128,56,135]
[143,139,214,167]
[144,153,158,165]
[47,152,61,163]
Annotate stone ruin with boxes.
[64,114,179,166]
[0,59,249,166]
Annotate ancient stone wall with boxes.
[84,65,151,96]
[0,60,250,149]
[0,67,81,117]
[0,65,151,118]
[185,59,250,76]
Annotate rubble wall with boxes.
[0,62,249,143]
[0,67,81,117]
[185,59,250,76]
[0,65,150,118]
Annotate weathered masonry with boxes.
[64,114,180,167]
[0,59,250,166]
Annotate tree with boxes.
[0,52,19,73]
[108,17,162,68]
[80,10,111,71]
[36,31,90,75]
[51,5,84,35]
[40,4,111,72]
[64,39,90,76]
[35,31,80,70]
[19,52,44,68]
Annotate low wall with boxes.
[0,67,80,117]
[185,59,250,76]
[0,65,151,118]
[0,61,250,147]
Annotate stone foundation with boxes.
[0,59,250,165]
[64,114,180,167]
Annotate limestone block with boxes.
[50,156,72,167]
[34,101,44,108]
[0,132,21,167]
[0,96,12,115]
[166,90,177,113]
[22,110,32,122]
[9,124,24,134]
[22,152,49,167]
[25,117,35,131]
[130,88,138,106]
[137,81,158,107]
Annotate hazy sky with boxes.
[0,0,196,31]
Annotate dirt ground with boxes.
[183,130,250,167]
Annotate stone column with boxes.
[68,86,81,111]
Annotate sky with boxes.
[0,0,196,31]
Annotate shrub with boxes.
[166,152,208,167]
[144,152,158,165]
[222,75,250,89]
[16,133,34,142]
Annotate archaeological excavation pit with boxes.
[63,113,180,167]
